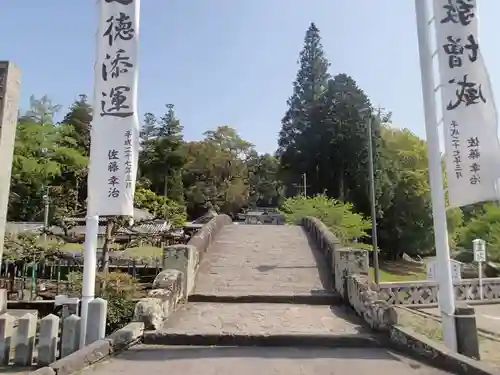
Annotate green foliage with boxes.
[139,104,185,202]
[247,153,283,208]
[377,126,463,259]
[280,194,370,243]
[12,23,500,279]
[182,126,255,218]
[134,187,187,227]
[66,271,137,334]
[456,203,500,262]
[9,95,88,222]
[8,94,276,228]
[98,272,137,334]
[3,233,65,262]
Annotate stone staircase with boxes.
[70,218,456,375]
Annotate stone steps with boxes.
[188,291,341,305]
[144,331,379,347]
[149,301,374,348]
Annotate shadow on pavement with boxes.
[112,345,413,362]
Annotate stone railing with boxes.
[186,214,232,254]
[133,214,232,329]
[133,268,183,330]
[301,216,396,331]
[378,278,500,305]
[302,216,500,373]
[0,298,107,367]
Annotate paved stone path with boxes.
[161,302,364,336]
[193,224,332,296]
[82,346,452,375]
[81,224,452,374]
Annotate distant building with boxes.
[6,207,172,246]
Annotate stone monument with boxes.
[0,62,21,310]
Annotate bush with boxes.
[66,271,137,334]
[279,194,371,244]
[456,203,500,262]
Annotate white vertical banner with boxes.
[434,0,500,208]
[88,0,141,216]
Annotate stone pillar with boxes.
[61,314,81,357]
[13,313,36,366]
[0,62,21,264]
[455,306,480,360]
[37,314,60,365]
[0,313,14,365]
[85,298,107,345]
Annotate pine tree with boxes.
[277,22,331,194]
[138,104,185,202]
[140,112,157,144]
[62,94,92,155]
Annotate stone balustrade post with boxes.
[37,314,60,365]
[86,298,107,345]
[61,314,81,357]
[0,313,13,365]
[13,313,36,366]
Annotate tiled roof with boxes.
[7,218,171,237]
[6,222,45,234]
[117,220,171,235]
[64,207,154,222]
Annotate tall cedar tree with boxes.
[277,22,330,196]
[319,74,390,217]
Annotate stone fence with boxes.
[302,216,500,374]
[301,216,396,330]
[133,214,232,330]
[378,278,500,305]
[0,298,107,367]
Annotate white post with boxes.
[414,0,457,351]
[478,261,483,300]
[303,173,307,197]
[473,238,486,300]
[80,215,99,348]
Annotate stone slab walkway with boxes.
[79,224,452,374]
[193,224,332,296]
[161,302,363,336]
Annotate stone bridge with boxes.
[45,216,492,375]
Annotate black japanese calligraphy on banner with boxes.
[439,1,484,112]
[87,0,139,216]
[446,74,486,110]
[449,121,463,179]
[124,131,133,189]
[100,4,136,119]
[101,86,134,118]
[102,49,133,81]
[442,34,478,68]
[467,136,481,185]
[103,12,135,47]
[107,149,120,198]
[434,0,500,208]
[105,0,134,4]
[440,0,475,26]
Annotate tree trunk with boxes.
[163,175,168,197]
[100,218,114,276]
[338,165,345,201]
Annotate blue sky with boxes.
[2,1,500,154]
